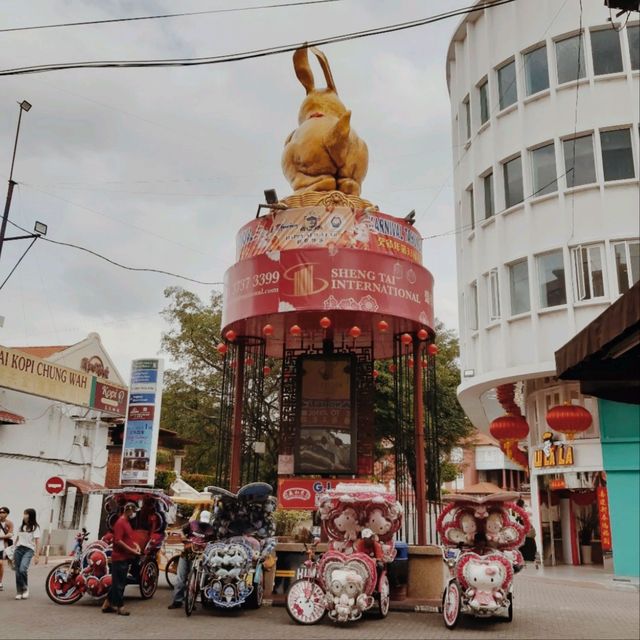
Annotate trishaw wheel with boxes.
[285,579,326,625]
[442,580,461,630]
[505,592,513,622]
[184,567,199,617]
[377,574,390,618]
[165,555,180,588]
[245,571,265,609]
[139,560,159,599]
[45,561,84,605]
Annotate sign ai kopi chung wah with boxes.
[119,359,164,486]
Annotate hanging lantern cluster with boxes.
[546,403,592,440]
[496,383,520,416]
[490,414,529,460]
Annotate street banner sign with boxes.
[119,359,164,487]
[45,476,65,495]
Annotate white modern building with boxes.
[446,0,639,567]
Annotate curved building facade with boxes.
[446,0,639,569]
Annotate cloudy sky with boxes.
[0,0,470,380]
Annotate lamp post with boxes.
[0,99,32,263]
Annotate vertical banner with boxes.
[119,359,164,486]
[596,485,613,552]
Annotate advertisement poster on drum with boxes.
[119,359,164,486]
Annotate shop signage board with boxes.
[533,433,574,469]
[0,346,127,415]
[596,486,612,551]
[119,359,164,486]
[277,477,371,510]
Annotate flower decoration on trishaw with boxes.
[184,482,277,615]
[286,483,402,625]
[45,488,173,605]
[436,491,530,629]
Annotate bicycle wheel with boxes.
[286,579,326,625]
[45,561,84,605]
[442,580,461,630]
[139,560,159,599]
[245,570,264,609]
[377,573,390,618]
[165,555,180,588]
[184,566,199,617]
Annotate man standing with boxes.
[102,502,141,616]
[167,510,215,610]
[0,507,14,591]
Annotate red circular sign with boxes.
[45,476,65,495]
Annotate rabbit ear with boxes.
[293,46,315,95]
[310,47,337,93]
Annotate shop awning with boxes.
[555,281,640,404]
[0,410,26,425]
[66,478,107,494]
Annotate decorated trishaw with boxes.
[436,491,530,629]
[286,483,402,625]
[184,482,277,615]
[45,488,173,605]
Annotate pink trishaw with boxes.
[286,483,402,625]
[436,491,530,629]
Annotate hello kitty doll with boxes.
[366,507,392,539]
[485,512,504,544]
[460,513,478,543]
[332,507,361,552]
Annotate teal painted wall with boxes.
[599,399,640,578]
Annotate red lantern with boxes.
[216,343,228,356]
[407,357,414,368]
[377,320,389,333]
[427,343,438,356]
[400,333,412,346]
[289,324,302,336]
[245,357,254,366]
[225,329,236,342]
[263,366,271,376]
[349,326,361,339]
[546,403,592,440]
[388,364,397,374]
[421,360,428,368]
[319,316,332,329]
[417,328,429,341]
[372,369,379,379]
[262,324,274,337]
[490,414,529,457]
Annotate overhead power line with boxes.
[0,0,344,33]
[0,0,517,76]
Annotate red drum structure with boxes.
[213,46,441,545]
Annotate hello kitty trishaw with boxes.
[436,490,530,629]
[286,483,402,625]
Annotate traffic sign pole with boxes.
[43,476,65,564]
[45,495,55,565]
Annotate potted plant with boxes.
[577,509,598,565]
[273,509,310,542]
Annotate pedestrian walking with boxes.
[167,510,215,610]
[101,502,141,616]
[0,506,14,591]
[13,508,41,600]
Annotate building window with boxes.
[509,259,530,315]
[483,172,494,218]
[537,250,567,308]
[487,269,501,322]
[563,134,597,187]
[556,33,586,84]
[590,28,623,75]
[524,44,549,95]
[479,78,490,124]
[531,142,557,196]
[462,95,471,141]
[466,185,475,230]
[503,155,524,208]
[469,281,478,331]
[601,129,636,181]
[497,59,517,110]
[571,244,606,301]
[613,240,640,294]
[628,24,639,70]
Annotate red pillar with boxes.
[229,341,246,492]
[413,340,427,546]
[502,467,507,489]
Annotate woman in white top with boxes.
[13,508,41,600]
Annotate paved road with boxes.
[1,563,638,639]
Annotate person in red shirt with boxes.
[102,502,141,616]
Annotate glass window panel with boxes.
[563,134,596,187]
[498,60,517,110]
[468,186,475,230]
[591,29,623,75]
[537,250,566,308]
[483,172,494,218]
[614,241,640,294]
[509,259,530,315]
[504,156,524,208]
[588,245,605,298]
[524,45,550,95]
[464,97,471,140]
[628,25,640,70]
[479,80,490,124]
[556,34,586,84]
[601,129,635,181]
[531,142,557,196]
[488,269,501,321]
[469,282,478,331]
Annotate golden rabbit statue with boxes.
[282,46,369,197]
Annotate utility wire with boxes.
[0,0,517,76]
[6,219,224,286]
[0,0,344,33]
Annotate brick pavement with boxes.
[1,563,638,639]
